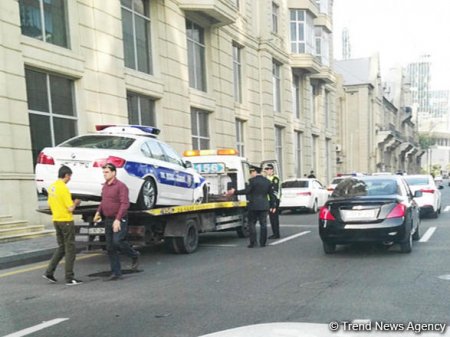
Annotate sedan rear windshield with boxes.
[282,181,309,188]
[403,177,429,185]
[59,135,135,149]
[332,178,398,197]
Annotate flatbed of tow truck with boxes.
[37,201,248,254]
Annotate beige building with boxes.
[0,0,337,228]
[334,55,421,174]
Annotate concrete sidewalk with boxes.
[0,236,58,270]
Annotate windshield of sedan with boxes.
[282,180,309,188]
[332,178,398,197]
[403,177,429,185]
[59,135,135,149]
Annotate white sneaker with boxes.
[66,279,83,286]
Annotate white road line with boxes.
[281,224,316,227]
[3,318,68,337]
[419,227,437,242]
[444,205,450,212]
[199,244,238,248]
[269,231,311,246]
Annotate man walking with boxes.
[94,163,140,281]
[43,165,82,285]
[227,165,276,248]
[308,170,316,178]
[264,163,281,239]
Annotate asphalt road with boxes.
[1,185,450,337]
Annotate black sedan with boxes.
[319,175,422,254]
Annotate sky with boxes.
[333,0,450,90]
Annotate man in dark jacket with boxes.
[227,165,276,248]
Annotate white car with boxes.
[434,176,444,189]
[326,176,350,195]
[35,125,207,210]
[279,178,329,213]
[403,174,441,218]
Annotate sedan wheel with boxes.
[323,241,336,254]
[412,221,420,241]
[137,178,157,210]
[400,232,412,253]
[310,200,318,213]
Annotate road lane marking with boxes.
[3,318,68,337]
[444,206,450,212]
[0,254,101,279]
[269,231,311,246]
[419,227,436,242]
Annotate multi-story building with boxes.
[0,0,336,228]
[407,55,431,118]
[334,55,420,174]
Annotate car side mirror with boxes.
[184,160,193,169]
[438,185,444,190]
[414,190,423,198]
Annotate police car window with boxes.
[282,180,308,188]
[145,139,165,161]
[159,143,183,166]
[59,135,135,149]
[140,143,152,158]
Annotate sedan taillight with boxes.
[319,206,335,220]
[386,203,406,219]
[93,156,126,168]
[297,191,311,196]
[420,189,435,194]
[37,152,55,165]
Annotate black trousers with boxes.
[269,199,280,237]
[248,210,269,246]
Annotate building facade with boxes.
[1,0,337,226]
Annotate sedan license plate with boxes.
[342,209,377,221]
[62,160,91,168]
[88,227,105,235]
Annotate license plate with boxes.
[89,227,105,235]
[342,209,377,221]
[62,160,91,168]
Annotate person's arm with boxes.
[272,176,280,199]
[268,183,276,212]
[61,185,76,212]
[115,183,130,221]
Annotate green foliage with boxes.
[419,134,435,149]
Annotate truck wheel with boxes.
[136,178,157,210]
[236,215,250,238]
[176,220,198,254]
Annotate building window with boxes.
[272,2,279,34]
[19,0,68,47]
[25,68,77,165]
[187,20,206,91]
[315,0,330,15]
[127,92,156,126]
[232,43,243,103]
[292,73,302,119]
[324,89,330,128]
[273,60,281,112]
[235,119,245,156]
[289,9,315,54]
[312,134,319,173]
[315,27,330,66]
[325,138,331,183]
[121,0,152,74]
[191,108,210,150]
[275,126,283,177]
[311,83,317,123]
[294,131,303,177]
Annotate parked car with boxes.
[319,175,422,254]
[403,174,442,218]
[434,176,444,189]
[279,178,328,213]
[35,125,207,210]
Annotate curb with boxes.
[0,248,56,270]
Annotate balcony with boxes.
[291,54,321,74]
[178,0,237,26]
[399,142,413,155]
[376,130,393,145]
[288,0,319,17]
[311,66,336,83]
[314,13,332,32]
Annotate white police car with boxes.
[35,125,207,210]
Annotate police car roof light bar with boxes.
[95,125,161,136]
[183,148,239,157]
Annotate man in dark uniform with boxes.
[227,165,276,248]
[264,163,281,239]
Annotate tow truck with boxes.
[39,149,275,254]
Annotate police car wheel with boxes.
[137,178,157,210]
